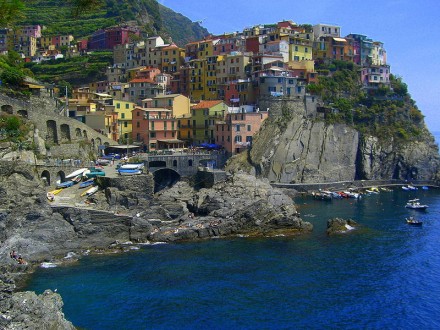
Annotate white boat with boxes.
[405,199,428,210]
[118,169,143,176]
[119,163,144,170]
[65,168,88,179]
[80,186,98,197]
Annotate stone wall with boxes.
[0,93,117,160]
[257,95,318,118]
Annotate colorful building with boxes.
[113,100,136,143]
[191,100,228,145]
[132,107,182,151]
[215,110,268,155]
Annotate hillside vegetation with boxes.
[21,0,208,46]
[307,60,425,141]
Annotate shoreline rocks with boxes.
[327,218,359,235]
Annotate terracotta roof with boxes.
[129,78,154,83]
[192,100,223,109]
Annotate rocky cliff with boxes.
[231,114,440,184]
[0,160,311,328]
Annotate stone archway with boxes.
[41,170,51,186]
[96,137,102,146]
[46,120,58,144]
[56,171,66,184]
[60,123,71,142]
[1,105,13,114]
[153,168,181,193]
[75,128,82,138]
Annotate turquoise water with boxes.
[26,188,440,329]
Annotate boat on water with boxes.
[343,191,361,199]
[65,168,88,179]
[402,185,418,191]
[79,178,95,188]
[80,186,98,197]
[405,199,429,210]
[406,217,423,226]
[312,191,332,201]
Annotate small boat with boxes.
[402,185,418,191]
[79,178,95,188]
[312,191,332,201]
[117,168,143,176]
[380,187,392,192]
[49,189,63,195]
[56,180,75,189]
[422,186,429,190]
[344,191,361,199]
[83,168,106,179]
[96,158,111,166]
[118,163,144,170]
[80,186,98,197]
[65,168,88,179]
[405,199,428,210]
[406,217,423,226]
[365,189,379,194]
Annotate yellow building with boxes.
[113,100,136,143]
[288,34,314,62]
[161,43,185,74]
[144,94,190,118]
[189,58,206,101]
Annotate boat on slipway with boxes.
[79,178,95,189]
[65,168,88,179]
[117,168,143,176]
[80,186,98,197]
[405,199,429,210]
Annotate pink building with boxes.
[132,107,182,151]
[360,65,390,88]
[21,25,41,38]
[215,111,268,155]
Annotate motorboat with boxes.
[406,217,423,226]
[79,178,95,188]
[402,185,418,191]
[405,199,428,210]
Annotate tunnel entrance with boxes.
[153,168,181,193]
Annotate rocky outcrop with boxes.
[327,218,358,235]
[237,116,440,183]
[149,173,312,241]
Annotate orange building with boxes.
[132,107,183,151]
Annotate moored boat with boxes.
[117,168,143,176]
[405,199,428,210]
[118,163,144,170]
[406,217,423,226]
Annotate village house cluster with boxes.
[1,20,391,155]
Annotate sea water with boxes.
[25,187,440,329]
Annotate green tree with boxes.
[0,0,25,27]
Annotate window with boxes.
[236,124,240,132]
[136,122,140,128]
[121,113,125,119]
[124,122,127,128]
[247,125,251,132]
[150,132,156,138]
[235,135,242,142]
[125,103,130,109]
[188,159,193,166]
[116,103,120,109]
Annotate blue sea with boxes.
[25,132,440,330]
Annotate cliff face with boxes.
[244,115,440,183]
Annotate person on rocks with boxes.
[10,250,17,260]
[17,255,26,265]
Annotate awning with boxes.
[333,37,347,42]
[157,139,184,144]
